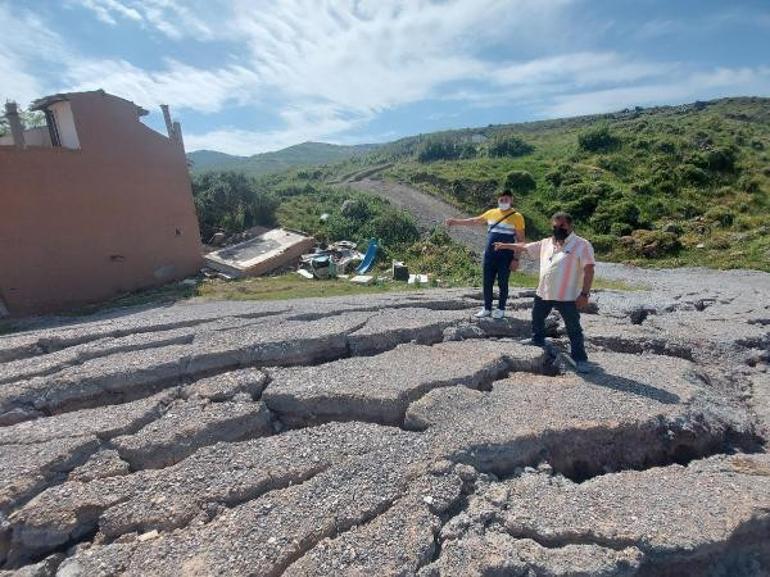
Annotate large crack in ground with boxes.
[1,281,769,576]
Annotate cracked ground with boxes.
[0,264,769,577]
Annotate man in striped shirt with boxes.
[494,211,595,372]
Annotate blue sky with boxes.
[2,0,769,155]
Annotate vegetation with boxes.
[0,109,45,137]
[188,142,378,177]
[369,97,769,271]
[191,172,279,241]
[190,97,769,278]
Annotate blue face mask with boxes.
[498,201,511,211]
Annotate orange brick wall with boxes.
[0,92,202,315]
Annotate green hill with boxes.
[334,96,769,271]
[188,141,379,176]
[191,97,770,272]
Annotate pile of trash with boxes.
[297,239,380,281]
[298,240,363,279]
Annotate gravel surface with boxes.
[0,274,768,576]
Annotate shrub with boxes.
[591,234,616,253]
[623,230,681,258]
[487,134,534,158]
[704,207,735,228]
[450,178,499,207]
[691,146,737,172]
[610,222,633,236]
[677,164,710,186]
[417,139,475,162]
[545,165,582,188]
[503,170,536,195]
[738,176,761,193]
[578,122,619,152]
[192,172,279,241]
[560,195,599,221]
[630,181,654,196]
[591,200,641,233]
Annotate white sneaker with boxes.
[492,309,505,319]
[474,308,491,318]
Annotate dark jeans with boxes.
[483,242,514,311]
[532,296,587,362]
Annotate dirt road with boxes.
[349,177,488,255]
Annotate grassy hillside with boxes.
[188,141,379,177]
[336,97,769,271]
[190,97,769,272]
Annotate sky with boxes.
[1,0,769,155]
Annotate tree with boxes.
[191,172,279,241]
[0,109,45,137]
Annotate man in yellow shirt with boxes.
[446,190,525,319]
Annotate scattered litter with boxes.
[296,269,314,279]
[408,274,430,286]
[337,274,350,279]
[319,213,330,222]
[350,275,374,285]
[299,240,365,279]
[392,261,409,281]
[208,232,227,247]
[178,278,198,287]
[309,255,336,279]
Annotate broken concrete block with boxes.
[350,275,374,285]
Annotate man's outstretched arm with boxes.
[446,216,486,227]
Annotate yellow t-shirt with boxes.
[480,208,525,237]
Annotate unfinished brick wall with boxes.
[0,91,202,315]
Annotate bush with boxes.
[487,134,534,158]
[610,222,633,236]
[704,206,735,228]
[451,178,499,207]
[192,172,279,241]
[545,165,582,188]
[591,234,616,253]
[417,139,475,162]
[503,170,536,195]
[591,200,641,233]
[622,230,681,258]
[578,122,619,152]
[677,164,710,186]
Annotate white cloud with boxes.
[0,3,71,104]
[63,58,260,112]
[68,0,220,39]
[3,0,767,156]
[543,66,770,118]
[185,101,371,155]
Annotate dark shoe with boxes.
[575,360,594,374]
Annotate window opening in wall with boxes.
[44,110,61,147]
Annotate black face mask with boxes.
[552,226,570,241]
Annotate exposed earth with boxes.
[0,263,769,577]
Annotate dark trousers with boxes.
[532,296,587,362]
[483,244,514,311]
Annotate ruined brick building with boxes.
[0,90,202,315]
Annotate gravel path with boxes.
[349,177,488,255]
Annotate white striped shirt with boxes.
[525,233,595,301]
